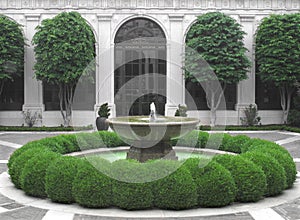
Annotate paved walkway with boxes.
[0,131,299,220]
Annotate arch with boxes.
[112,15,169,43]
[114,17,167,116]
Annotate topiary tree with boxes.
[32,12,96,127]
[0,15,25,97]
[185,12,251,126]
[255,13,300,124]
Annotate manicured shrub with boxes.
[152,160,198,210]
[214,154,267,202]
[220,135,250,153]
[9,147,47,189]
[97,131,127,148]
[111,160,153,210]
[206,133,231,150]
[242,151,286,196]
[75,132,102,150]
[20,151,60,197]
[183,158,236,207]
[241,138,290,156]
[8,141,46,169]
[72,158,112,208]
[45,156,83,203]
[174,131,209,148]
[250,148,296,189]
[36,137,67,154]
[58,134,81,153]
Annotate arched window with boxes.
[114,18,166,116]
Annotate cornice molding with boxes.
[0,0,299,10]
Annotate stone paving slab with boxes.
[274,197,300,220]
[0,164,8,173]
[0,206,47,220]
[0,146,15,160]
[0,193,14,205]
[0,133,65,146]
[282,141,300,158]
[228,132,295,142]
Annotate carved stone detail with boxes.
[0,0,299,9]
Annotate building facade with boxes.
[0,0,299,126]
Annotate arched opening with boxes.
[114,18,167,116]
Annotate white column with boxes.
[23,14,44,125]
[165,14,185,116]
[236,15,256,124]
[95,14,115,117]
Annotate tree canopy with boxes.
[255,13,300,123]
[33,12,96,126]
[185,12,251,126]
[0,15,25,96]
[185,12,251,84]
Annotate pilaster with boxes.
[165,14,185,116]
[95,14,115,117]
[236,15,256,124]
[23,14,44,125]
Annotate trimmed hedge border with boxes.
[8,130,297,210]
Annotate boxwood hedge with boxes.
[7,130,297,210]
[45,156,83,203]
[20,151,60,197]
[213,154,267,202]
[72,158,112,208]
[241,151,286,196]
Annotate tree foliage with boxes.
[185,12,251,126]
[0,15,25,96]
[32,12,95,126]
[255,13,300,123]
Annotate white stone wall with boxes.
[0,0,299,126]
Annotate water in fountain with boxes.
[149,102,157,122]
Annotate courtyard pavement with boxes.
[0,130,299,220]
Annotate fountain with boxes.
[107,103,199,162]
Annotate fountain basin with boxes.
[107,116,199,162]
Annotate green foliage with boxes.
[240,104,261,126]
[256,13,300,87]
[32,12,96,126]
[111,160,153,210]
[214,154,267,202]
[249,148,296,189]
[174,104,187,117]
[20,151,60,197]
[241,151,286,196]
[288,109,300,127]
[8,141,46,169]
[9,147,47,189]
[175,130,209,148]
[185,12,250,84]
[152,160,198,210]
[183,158,236,207]
[45,156,83,203]
[220,135,250,154]
[98,103,110,118]
[72,159,112,208]
[206,133,231,150]
[0,15,25,95]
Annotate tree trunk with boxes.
[205,82,226,127]
[0,81,4,97]
[279,85,294,124]
[58,83,75,127]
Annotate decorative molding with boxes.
[240,15,255,22]
[97,13,113,21]
[0,0,299,10]
[169,14,184,21]
[25,14,40,21]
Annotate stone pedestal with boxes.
[127,140,177,162]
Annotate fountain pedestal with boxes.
[107,116,199,163]
[127,140,177,162]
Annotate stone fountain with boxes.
[107,103,199,162]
